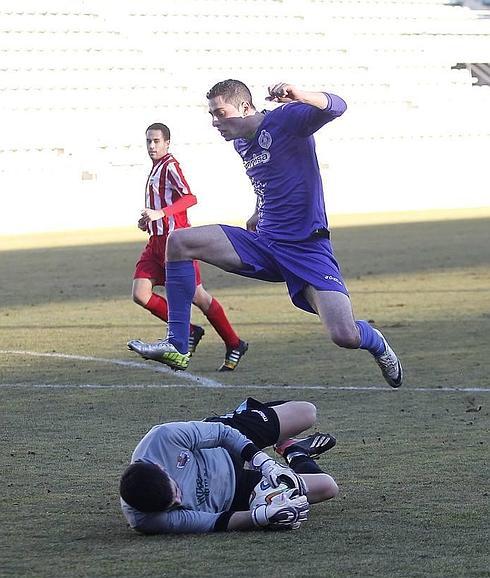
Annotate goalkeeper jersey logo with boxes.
[176,451,190,468]
[196,473,210,505]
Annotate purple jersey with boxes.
[234,93,347,241]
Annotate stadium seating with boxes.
[0,0,489,232]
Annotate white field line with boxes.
[0,349,223,388]
[1,384,489,392]
[0,349,488,393]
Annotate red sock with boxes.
[144,293,168,322]
[144,294,197,334]
[205,298,240,349]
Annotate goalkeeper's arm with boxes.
[214,492,309,532]
[218,511,256,531]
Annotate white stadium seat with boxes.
[0,0,489,232]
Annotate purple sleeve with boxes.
[278,93,347,137]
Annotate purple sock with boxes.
[165,261,196,353]
[356,320,386,357]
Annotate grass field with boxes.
[1,211,489,578]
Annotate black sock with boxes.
[288,454,324,474]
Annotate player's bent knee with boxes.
[279,401,317,431]
[330,329,359,349]
[302,402,317,427]
[321,475,339,501]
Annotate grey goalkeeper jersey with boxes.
[120,420,252,534]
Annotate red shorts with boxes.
[133,235,202,286]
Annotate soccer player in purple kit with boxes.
[130,80,403,388]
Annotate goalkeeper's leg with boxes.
[270,401,317,440]
[301,473,339,503]
[274,431,339,503]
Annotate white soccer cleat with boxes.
[372,329,403,388]
[127,338,190,371]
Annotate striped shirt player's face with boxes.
[146,129,170,162]
[208,95,254,141]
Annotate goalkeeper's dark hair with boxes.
[120,461,173,512]
[206,79,255,110]
[146,123,171,141]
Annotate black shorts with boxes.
[203,397,285,448]
[204,397,287,511]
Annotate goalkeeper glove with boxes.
[251,491,309,530]
[250,451,307,495]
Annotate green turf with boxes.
[1,217,489,577]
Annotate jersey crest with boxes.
[258,129,272,149]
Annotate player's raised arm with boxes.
[267,82,347,137]
[266,82,330,110]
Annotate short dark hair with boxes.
[120,462,173,512]
[146,123,170,140]
[206,79,255,109]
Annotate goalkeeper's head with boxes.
[119,461,182,512]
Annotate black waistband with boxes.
[310,228,330,240]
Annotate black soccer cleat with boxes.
[188,325,205,356]
[274,433,337,461]
[218,339,248,371]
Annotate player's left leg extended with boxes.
[304,286,403,388]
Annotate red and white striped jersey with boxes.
[145,153,197,237]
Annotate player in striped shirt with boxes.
[132,82,403,388]
[127,123,247,371]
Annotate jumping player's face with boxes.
[146,130,170,162]
[208,95,252,141]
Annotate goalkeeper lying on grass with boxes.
[120,397,338,533]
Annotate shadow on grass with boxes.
[0,217,488,308]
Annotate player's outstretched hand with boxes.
[266,82,302,103]
[252,492,309,530]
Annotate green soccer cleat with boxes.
[127,338,190,371]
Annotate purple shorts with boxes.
[220,225,349,314]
